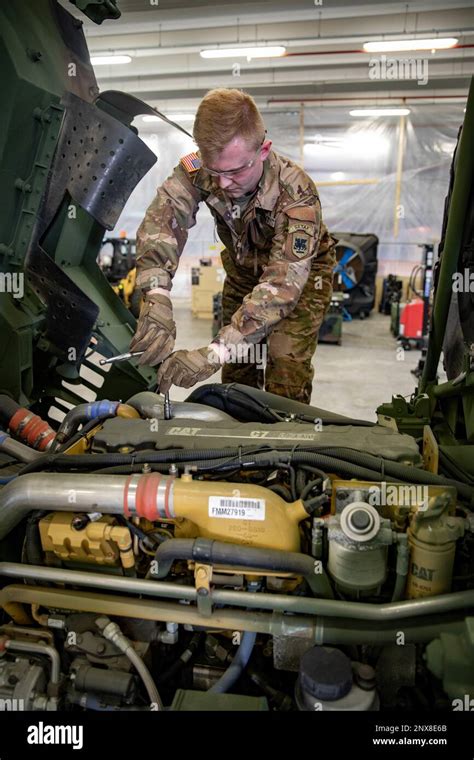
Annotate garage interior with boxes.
[0,0,473,724]
[79,0,472,417]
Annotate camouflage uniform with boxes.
[136,149,336,403]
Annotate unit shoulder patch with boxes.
[291,232,311,258]
[179,152,202,173]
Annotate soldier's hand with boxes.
[156,346,221,393]
[129,293,176,366]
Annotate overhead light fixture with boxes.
[200,46,286,59]
[363,38,457,53]
[350,108,411,116]
[90,55,132,65]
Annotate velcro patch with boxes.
[180,152,202,173]
[288,222,314,234]
[291,232,310,258]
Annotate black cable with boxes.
[300,478,323,502]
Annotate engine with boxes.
[0,385,472,712]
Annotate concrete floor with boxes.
[170,302,426,422]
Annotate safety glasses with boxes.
[203,139,265,178]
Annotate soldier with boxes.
[130,88,337,404]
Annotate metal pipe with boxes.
[0,585,466,645]
[420,76,474,390]
[0,473,309,554]
[0,434,41,463]
[1,563,473,622]
[95,617,163,710]
[5,639,60,684]
[393,114,407,238]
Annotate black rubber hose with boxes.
[300,478,323,502]
[157,633,202,686]
[16,443,473,502]
[51,401,120,452]
[24,511,46,566]
[0,395,20,426]
[266,484,292,501]
[186,383,375,426]
[316,447,474,502]
[151,538,334,599]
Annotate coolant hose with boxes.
[208,631,257,693]
[0,396,21,426]
[0,395,55,451]
[51,400,121,451]
[152,538,334,599]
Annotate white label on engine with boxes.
[208,496,265,521]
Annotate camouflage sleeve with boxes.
[135,164,203,293]
[222,197,329,344]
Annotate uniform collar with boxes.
[193,149,280,212]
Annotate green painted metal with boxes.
[0,0,155,420]
[377,76,474,468]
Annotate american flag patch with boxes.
[180,152,202,173]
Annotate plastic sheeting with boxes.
[111,103,464,296]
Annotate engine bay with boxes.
[0,385,472,712]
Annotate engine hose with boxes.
[95,617,163,710]
[0,396,55,451]
[15,443,472,502]
[0,395,20,425]
[0,433,42,463]
[51,401,120,452]
[208,631,257,694]
[24,512,46,567]
[315,447,474,502]
[152,538,334,599]
[15,448,395,484]
[157,633,202,685]
[186,383,375,426]
[300,478,324,502]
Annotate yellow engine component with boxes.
[406,494,465,598]
[331,479,457,528]
[171,475,308,552]
[39,514,134,570]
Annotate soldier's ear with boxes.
[261,140,272,160]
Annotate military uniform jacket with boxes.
[135,149,336,343]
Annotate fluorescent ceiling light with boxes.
[200,46,286,59]
[331,172,345,180]
[350,108,411,116]
[91,55,132,65]
[363,38,457,53]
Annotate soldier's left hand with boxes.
[156,346,221,393]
